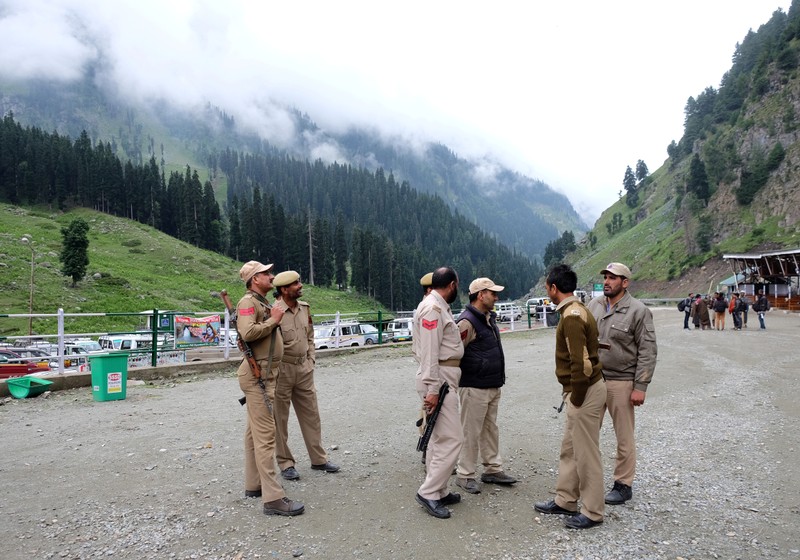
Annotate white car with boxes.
[495,302,523,322]
[314,323,366,349]
[385,318,413,342]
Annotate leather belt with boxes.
[281,355,306,365]
[438,359,460,367]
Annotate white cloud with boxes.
[0,0,791,225]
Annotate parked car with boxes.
[314,322,366,349]
[526,297,556,316]
[0,350,50,379]
[385,317,413,341]
[358,324,380,345]
[495,302,523,322]
[5,347,57,368]
[65,338,103,353]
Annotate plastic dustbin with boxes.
[6,376,54,399]
[88,352,130,401]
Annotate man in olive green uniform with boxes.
[587,262,657,506]
[413,266,465,519]
[535,264,605,530]
[236,261,304,516]
[272,270,339,481]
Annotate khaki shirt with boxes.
[276,299,315,368]
[412,290,464,396]
[587,291,657,392]
[236,291,283,364]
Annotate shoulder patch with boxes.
[240,307,255,316]
[422,319,438,330]
[570,309,581,316]
[460,329,468,341]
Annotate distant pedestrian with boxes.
[534,264,605,530]
[741,294,750,328]
[712,293,728,330]
[728,293,742,331]
[691,294,711,330]
[681,292,694,329]
[753,290,770,329]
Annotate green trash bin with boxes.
[88,352,130,402]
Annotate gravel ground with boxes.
[1,308,799,560]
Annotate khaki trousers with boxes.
[274,362,328,470]
[554,379,606,522]
[604,379,636,486]
[417,365,463,500]
[456,386,502,478]
[239,361,285,503]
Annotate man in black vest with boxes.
[454,277,517,494]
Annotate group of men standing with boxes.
[235,261,339,517]
[413,262,658,530]
[682,290,769,330]
[413,269,518,519]
[231,258,659,530]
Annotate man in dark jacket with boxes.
[682,292,694,329]
[454,278,517,495]
[534,264,605,530]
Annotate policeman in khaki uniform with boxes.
[587,262,657,506]
[236,261,304,516]
[413,266,464,519]
[535,264,606,530]
[272,270,339,481]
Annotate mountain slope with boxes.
[564,4,800,296]
[0,75,585,262]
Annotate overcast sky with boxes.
[0,0,791,225]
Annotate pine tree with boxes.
[60,218,90,287]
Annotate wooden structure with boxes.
[722,249,800,311]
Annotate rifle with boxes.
[217,289,273,413]
[416,382,450,452]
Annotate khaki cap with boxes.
[419,272,433,287]
[600,262,632,279]
[273,270,301,287]
[239,261,273,283]
[468,277,504,295]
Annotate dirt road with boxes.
[1,308,799,559]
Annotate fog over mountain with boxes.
[0,0,789,225]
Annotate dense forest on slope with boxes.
[0,114,541,310]
[1,70,585,263]
[562,2,800,294]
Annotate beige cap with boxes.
[239,261,273,283]
[419,272,433,287]
[273,270,301,287]
[600,262,632,279]
[468,277,505,295]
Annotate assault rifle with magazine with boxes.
[216,289,273,412]
[416,382,450,452]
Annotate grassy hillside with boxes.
[566,152,800,297]
[0,203,390,338]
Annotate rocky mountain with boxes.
[564,3,800,296]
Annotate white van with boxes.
[385,317,413,341]
[526,297,555,316]
[314,322,366,349]
[495,302,523,322]
[98,335,152,351]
